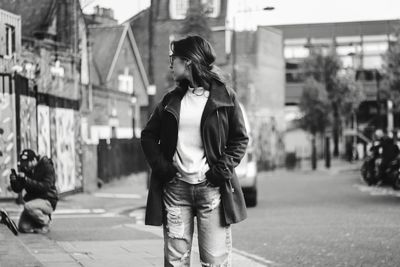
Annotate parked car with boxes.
[235,104,258,207]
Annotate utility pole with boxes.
[232,16,237,91]
[147,0,156,119]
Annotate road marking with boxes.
[10,212,122,220]
[92,193,142,199]
[232,248,278,266]
[354,184,400,197]
[54,208,106,214]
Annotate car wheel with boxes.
[244,187,257,207]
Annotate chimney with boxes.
[85,5,118,26]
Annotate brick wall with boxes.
[130,0,229,103]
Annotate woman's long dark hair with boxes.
[170,35,226,90]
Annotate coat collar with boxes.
[164,80,234,121]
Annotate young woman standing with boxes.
[141,35,249,267]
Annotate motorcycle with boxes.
[361,155,380,186]
[361,151,400,189]
[390,158,400,190]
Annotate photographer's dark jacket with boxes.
[141,80,249,226]
[11,156,58,210]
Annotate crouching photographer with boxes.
[9,149,58,234]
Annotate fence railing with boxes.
[97,138,147,183]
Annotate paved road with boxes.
[232,169,400,267]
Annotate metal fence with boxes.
[97,138,147,183]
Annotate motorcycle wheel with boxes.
[392,175,400,190]
[361,161,378,186]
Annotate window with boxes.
[284,38,307,46]
[362,42,388,55]
[336,36,362,44]
[202,0,220,18]
[284,46,309,59]
[363,55,383,69]
[5,24,15,57]
[169,0,189,20]
[169,0,220,19]
[118,67,134,94]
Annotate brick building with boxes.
[127,0,230,105]
[86,18,149,141]
[127,0,286,168]
[0,0,89,194]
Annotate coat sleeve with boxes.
[141,101,178,182]
[206,95,249,186]
[10,177,23,193]
[24,160,56,194]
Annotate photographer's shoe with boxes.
[0,208,19,235]
[33,225,50,234]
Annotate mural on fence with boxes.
[0,92,17,197]
[53,108,76,193]
[74,111,83,189]
[20,95,38,152]
[37,105,51,158]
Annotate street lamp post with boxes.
[131,95,137,138]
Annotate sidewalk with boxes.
[0,172,269,267]
[297,158,361,175]
[1,172,148,217]
[0,173,149,267]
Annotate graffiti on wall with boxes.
[20,95,38,152]
[0,92,17,197]
[53,108,76,193]
[37,105,51,158]
[74,111,83,189]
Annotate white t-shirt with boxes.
[173,87,210,184]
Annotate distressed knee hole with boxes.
[166,207,185,239]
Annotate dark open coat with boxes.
[141,80,249,226]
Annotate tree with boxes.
[179,2,212,40]
[299,77,332,136]
[302,51,343,156]
[298,77,332,169]
[336,74,365,119]
[382,27,400,112]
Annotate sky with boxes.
[81,0,400,26]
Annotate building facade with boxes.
[274,20,399,106]
[0,0,90,195]
[0,8,21,198]
[128,0,230,105]
[86,21,149,141]
[128,0,286,168]
[271,19,400,157]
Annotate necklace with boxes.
[189,87,209,97]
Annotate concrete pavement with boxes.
[0,172,268,267]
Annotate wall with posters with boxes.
[0,80,17,198]
[19,95,38,152]
[37,105,51,158]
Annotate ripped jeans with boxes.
[163,178,232,267]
